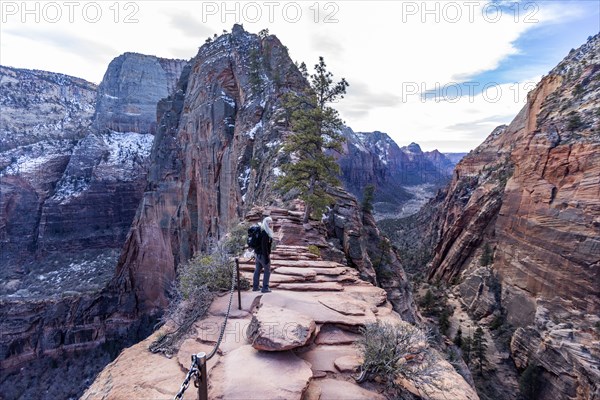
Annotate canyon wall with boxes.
[425,35,600,400]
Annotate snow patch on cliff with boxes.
[246,120,263,139]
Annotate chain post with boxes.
[196,352,208,400]
[235,257,242,310]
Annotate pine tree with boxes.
[471,326,489,375]
[454,326,463,347]
[362,185,375,213]
[519,363,542,400]
[461,335,472,364]
[479,243,494,266]
[439,308,450,336]
[277,57,349,222]
[249,48,262,94]
[419,289,435,314]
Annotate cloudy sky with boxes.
[1,0,598,152]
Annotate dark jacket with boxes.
[255,229,272,261]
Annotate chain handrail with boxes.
[206,261,237,360]
[172,260,237,399]
[174,355,199,400]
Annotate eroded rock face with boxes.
[0,67,97,277]
[37,54,187,260]
[0,54,186,292]
[424,34,600,399]
[93,53,186,134]
[326,187,420,323]
[0,54,186,399]
[112,25,307,312]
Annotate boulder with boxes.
[334,355,363,372]
[208,345,312,399]
[247,303,315,351]
[298,345,359,374]
[313,378,385,400]
[315,326,361,345]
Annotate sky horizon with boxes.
[1,0,598,152]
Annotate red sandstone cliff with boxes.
[111,25,307,312]
[425,35,600,399]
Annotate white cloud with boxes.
[0,1,591,152]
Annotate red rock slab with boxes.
[298,345,359,374]
[273,267,318,279]
[334,355,363,373]
[277,282,343,292]
[193,315,254,354]
[342,285,388,307]
[259,292,377,327]
[275,245,309,250]
[315,325,361,345]
[313,378,386,400]
[272,260,343,268]
[81,333,186,400]
[242,271,307,284]
[207,291,262,316]
[247,303,316,351]
[176,339,221,374]
[238,262,258,272]
[318,295,366,316]
[302,381,322,400]
[309,267,348,276]
[208,345,312,400]
[313,275,359,284]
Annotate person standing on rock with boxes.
[253,216,273,293]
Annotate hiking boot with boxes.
[261,288,272,293]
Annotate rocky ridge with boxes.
[110,24,308,313]
[83,206,478,400]
[420,34,600,399]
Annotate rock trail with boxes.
[82,207,478,400]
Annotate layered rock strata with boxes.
[424,34,600,399]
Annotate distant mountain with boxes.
[336,128,456,217]
[443,152,468,165]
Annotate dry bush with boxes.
[149,227,250,356]
[357,321,443,397]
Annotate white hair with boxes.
[260,216,273,238]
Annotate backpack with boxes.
[247,225,262,250]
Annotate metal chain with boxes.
[174,355,199,400]
[173,261,237,399]
[206,262,237,360]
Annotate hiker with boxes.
[253,216,273,293]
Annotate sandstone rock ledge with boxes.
[83,210,478,400]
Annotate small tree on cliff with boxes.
[479,243,494,266]
[277,57,349,222]
[362,184,375,213]
[471,326,489,375]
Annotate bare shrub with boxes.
[357,321,443,397]
[149,225,250,356]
